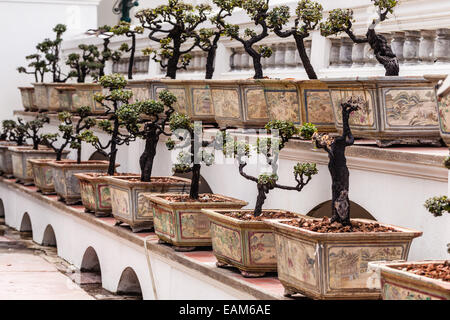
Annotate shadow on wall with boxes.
[42,225,57,247]
[20,212,32,233]
[89,151,109,161]
[307,200,376,220]
[81,246,101,273]
[117,267,143,298]
[173,172,213,194]
[0,199,4,218]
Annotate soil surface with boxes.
[221,210,298,221]
[282,216,399,233]
[84,172,135,178]
[126,177,183,183]
[396,261,450,282]
[160,194,227,203]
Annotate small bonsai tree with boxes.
[312,96,363,225]
[36,24,71,82]
[197,0,237,79]
[2,120,27,146]
[268,0,323,79]
[41,107,96,161]
[0,121,12,141]
[111,21,144,80]
[79,74,137,175]
[218,0,275,79]
[320,0,399,76]
[225,120,318,216]
[66,44,102,83]
[136,0,211,79]
[22,115,50,150]
[119,90,178,182]
[17,54,48,82]
[165,113,217,199]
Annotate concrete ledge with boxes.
[0,176,298,300]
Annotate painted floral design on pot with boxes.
[191,88,213,116]
[245,87,268,120]
[211,88,240,119]
[330,89,375,127]
[210,222,242,262]
[304,90,335,124]
[265,88,301,124]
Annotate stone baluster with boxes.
[274,43,286,69]
[267,46,276,69]
[191,53,199,71]
[403,30,421,64]
[294,46,302,66]
[305,40,312,60]
[233,48,242,71]
[285,43,296,68]
[247,52,254,70]
[391,32,405,63]
[363,42,376,67]
[329,38,341,67]
[419,30,436,64]
[241,51,250,71]
[351,43,365,67]
[434,28,450,64]
[339,37,353,67]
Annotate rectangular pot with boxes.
[126,80,151,104]
[48,160,111,205]
[265,218,423,300]
[144,193,248,250]
[18,87,37,111]
[104,176,191,233]
[28,157,69,194]
[369,260,450,300]
[9,146,60,185]
[185,81,216,124]
[323,76,445,147]
[71,83,105,114]
[437,83,450,147]
[201,209,304,277]
[0,142,18,177]
[33,83,71,113]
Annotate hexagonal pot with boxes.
[0,142,18,178]
[74,172,136,217]
[104,176,191,233]
[201,209,304,277]
[265,218,423,300]
[28,157,69,194]
[144,193,248,251]
[18,87,37,111]
[323,76,445,147]
[9,146,60,185]
[48,160,112,205]
[369,260,450,300]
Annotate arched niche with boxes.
[307,200,376,220]
[117,267,143,298]
[42,225,57,247]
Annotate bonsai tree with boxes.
[320,0,399,76]
[165,113,216,199]
[218,0,275,79]
[79,74,137,175]
[21,115,50,150]
[17,54,48,82]
[136,0,211,79]
[2,120,27,146]
[36,24,71,82]
[268,0,323,79]
[225,120,318,216]
[0,121,12,141]
[66,44,102,83]
[312,96,363,225]
[119,90,178,182]
[111,21,144,80]
[41,107,96,161]
[197,0,237,79]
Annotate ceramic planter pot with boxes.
[28,157,69,194]
[185,81,216,124]
[437,84,450,147]
[369,260,449,300]
[126,80,151,104]
[144,193,247,251]
[201,209,304,277]
[104,176,191,233]
[323,76,445,147]
[9,146,60,185]
[0,142,18,178]
[74,173,134,217]
[265,218,422,300]
[48,160,112,205]
[33,83,72,112]
[71,83,105,114]
[210,80,269,128]
[18,87,37,111]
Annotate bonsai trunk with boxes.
[205,34,220,80]
[189,163,201,199]
[293,35,317,79]
[140,128,158,182]
[165,37,181,79]
[253,183,268,217]
[128,34,136,80]
[246,46,263,79]
[366,29,399,76]
[107,118,119,175]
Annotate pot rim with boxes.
[47,160,114,169]
[143,193,248,208]
[8,146,55,153]
[321,75,446,85]
[103,175,191,187]
[265,218,423,240]
[74,172,138,182]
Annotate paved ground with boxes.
[0,218,140,300]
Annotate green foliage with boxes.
[444,156,450,170]
[424,196,450,217]
[78,130,99,144]
[299,122,317,140]
[158,89,177,107]
[258,46,272,58]
[66,44,102,82]
[294,162,318,177]
[99,74,128,90]
[258,173,278,186]
[169,112,193,131]
[265,120,299,148]
[320,8,353,37]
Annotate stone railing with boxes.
[112,55,150,75]
[229,41,311,71]
[329,29,450,68]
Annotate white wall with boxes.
[0,0,100,122]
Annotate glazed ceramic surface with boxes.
[437,85,450,147]
[266,218,423,300]
[105,176,191,232]
[202,209,304,276]
[33,83,49,111]
[18,87,36,111]
[262,80,301,125]
[324,76,444,146]
[71,84,104,114]
[145,193,247,248]
[29,156,69,194]
[187,83,215,123]
[0,142,17,176]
